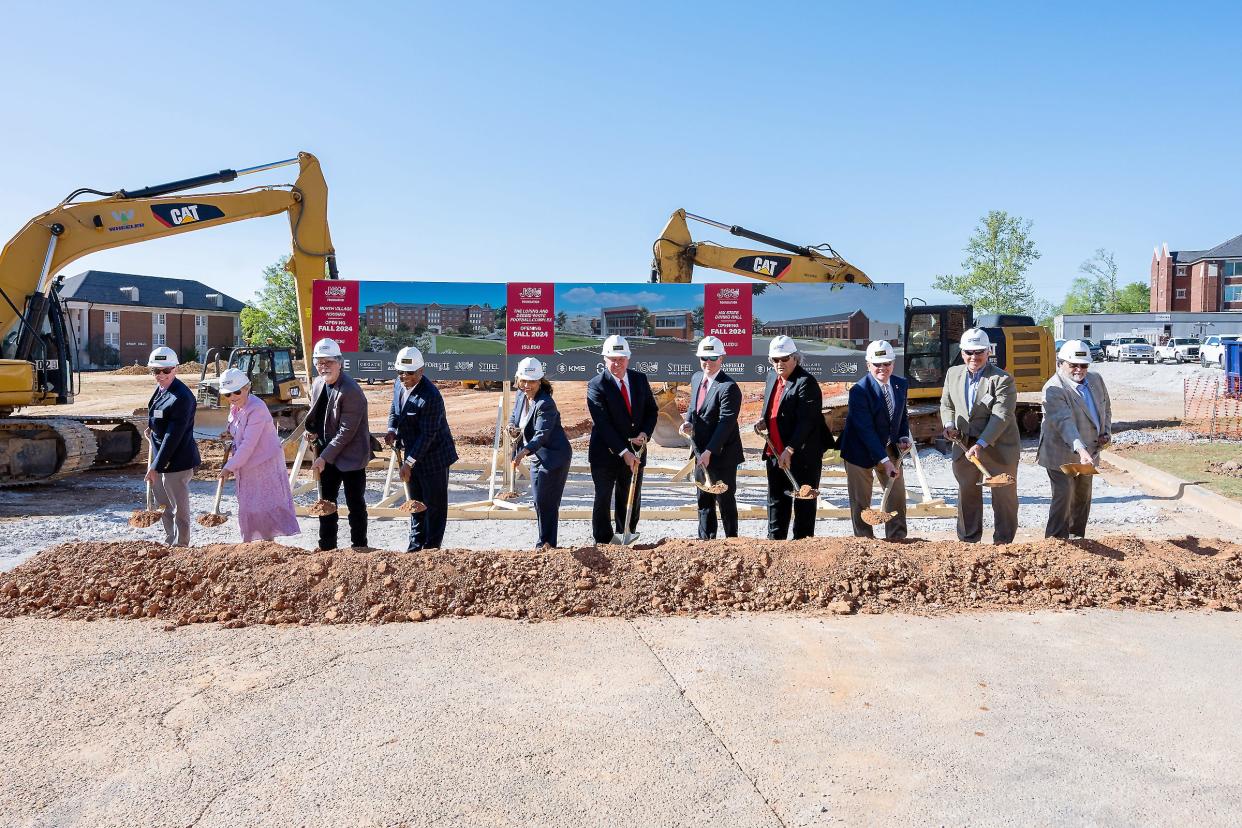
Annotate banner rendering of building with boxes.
[312,280,904,382]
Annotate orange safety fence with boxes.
[1184,374,1242,440]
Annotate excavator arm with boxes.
[651,209,871,286]
[0,151,334,407]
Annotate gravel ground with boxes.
[0,440,1216,573]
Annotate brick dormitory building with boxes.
[1150,233,1242,312]
[363,302,495,334]
[60,270,245,368]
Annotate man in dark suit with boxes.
[586,335,658,543]
[679,336,743,539]
[839,340,912,540]
[755,335,832,540]
[384,346,458,552]
[305,338,374,552]
[144,346,201,546]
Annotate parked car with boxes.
[1200,334,1241,368]
[1096,339,1115,358]
[1054,339,1065,352]
[1155,337,1201,364]
[1081,339,1105,361]
[1105,336,1155,363]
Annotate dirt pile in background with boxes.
[1,536,1238,628]
[110,364,152,375]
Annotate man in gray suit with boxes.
[1037,340,1112,538]
[940,328,1021,544]
[306,338,374,551]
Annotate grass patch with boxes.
[553,334,601,349]
[1120,442,1242,502]
[432,335,506,355]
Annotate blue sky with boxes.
[2,1,1238,311]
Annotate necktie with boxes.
[619,378,631,415]
[881,382,894,419]
[696,378,709,412]
[1076,382,1098,428]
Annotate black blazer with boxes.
[147,377,201,473]
[759,363,833,460]
[510,389,572,471]
[388,378,458,474]
[586,369,658,465]
[686,369,743,467]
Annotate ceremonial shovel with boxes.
[758,429,817,499]
[609,442,646,545]
[951,438,1015,488]
[129,433,164,528]
[196,442,233,527]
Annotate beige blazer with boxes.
[1036,370,1112,469]
[940,363,1021,467]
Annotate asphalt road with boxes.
[2,611,1240,827]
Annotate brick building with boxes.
[364,302,494,334]
[601,305,644,337]
[1150,234,1242,312]
[651,309,694,340]
[760,309,870,342]
[60,270,244,368]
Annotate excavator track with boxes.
[0,418,99,486]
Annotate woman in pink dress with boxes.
[218,368,300,542]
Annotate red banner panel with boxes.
[507,283,555,355]
[703,284,752,354]
[311,280,360,352]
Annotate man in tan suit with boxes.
[940,328,1021,544]
[1037,340,1112,538]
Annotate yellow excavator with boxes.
[0,152,335,485]
[649,209,1054,442]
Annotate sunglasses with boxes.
[962,349,987,357]
[151,367,174,375]
[699,356,720,362]
[770,356,791,364]
[220,390,234,397]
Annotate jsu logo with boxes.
[325,286,348,297]
[717,288,741,300]
[520,287,542,299]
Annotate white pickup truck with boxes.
[1199,334,1241,368]
[1154,337,1200,364]
[1105,336,1155,363]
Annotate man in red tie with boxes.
[754,335,833,539]
[586,335,658,544]
[679,336,742,538]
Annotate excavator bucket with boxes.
[650,382,690,449]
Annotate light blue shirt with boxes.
[964,367,989,448]
[1070,378,1101,453]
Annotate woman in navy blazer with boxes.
[509,357,572,549]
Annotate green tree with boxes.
[1116,281,1151,312]
[1078,248,1119,312]
[692,305,705,333]
[634,307,652,336]
[932,211,1041,315]
[555,311,568,330]
[494,304,506,330]
[239,256,302,356]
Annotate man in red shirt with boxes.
[754,336,833,539]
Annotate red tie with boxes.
[620,378,631,415]
[695,379,708,411]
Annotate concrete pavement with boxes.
[2,612,1240,827]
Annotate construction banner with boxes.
[311,280,904,382]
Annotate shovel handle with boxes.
[211,443,233,514]
[762,433,802,491]
[953,437,995,478]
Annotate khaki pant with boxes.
[845,455,907,540]
[152,468,193,547]
[952,453,1018,544]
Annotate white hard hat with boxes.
[394,346,424,372]
[959,328,992,350]
[147,346,178,368]
[696,336,726,358]
[865,340,896,363]
[768,335,797,358]
[312,338,342,359]
[601,335,631,358]
[1058,339,1093,365]
[218,367,250,394]
[514,356,545,381]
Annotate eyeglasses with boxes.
[699,356,720,362]
[962,349,987,357]
[770,356,791,364]
[314,358,336,366]
[219,390,234,397]
[151,367,174,375]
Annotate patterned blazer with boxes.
[388,377,458,474]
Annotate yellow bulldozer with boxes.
[649,209,1054,441]
[0,152,336,485]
